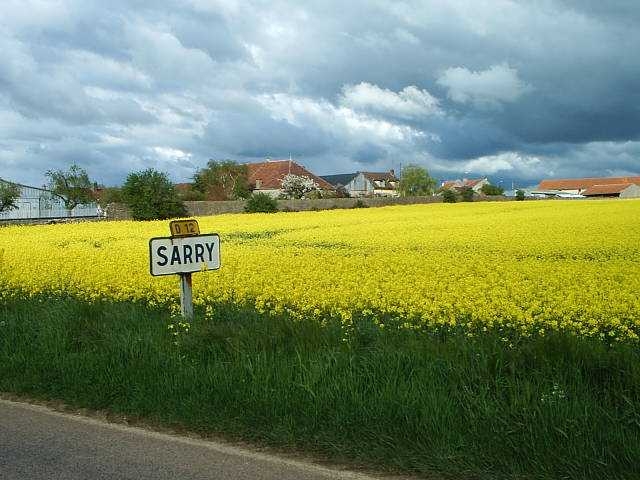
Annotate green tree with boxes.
[460,186,475,202]
[244,192,278,213]
[0,180,21,212]
[480,183,504,196]
[193,160,249,200]
[441,189,457,203]
[516,189,526,201]
[95,187,124,205]
[399,164,437,197]
[45,164,95,213]
[122,169,187,220]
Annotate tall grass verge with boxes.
[1,296,639,479]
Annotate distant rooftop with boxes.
[538,176,640,190]
[320,173,357,187]
[246,159,334,190]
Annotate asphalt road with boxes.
[0,399,389,480]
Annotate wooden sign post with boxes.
[149,219,220,320]
[179,272,194,320]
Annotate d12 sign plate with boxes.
[169,219,200,237]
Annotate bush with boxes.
[480,184,504,196]
[442,189,457,203]
[460,186,474,202]
[122,169,187,220]
[245,192,278,213]
[516,189,526,201]
[352,199,369,208]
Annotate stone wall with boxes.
[185,200,246,216]
[104,203,133,220]
[103,195,520,220]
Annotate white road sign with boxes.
[149,234,220,276]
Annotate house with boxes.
[246,159,334,197]
[537,176,640,195]
[441,177,489,193]
[321,170,399,197]
[581,183,640,199]
[0,178,99,220]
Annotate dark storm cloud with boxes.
[0,0,639,188]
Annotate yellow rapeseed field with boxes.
[1,200,639,340]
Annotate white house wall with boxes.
[472,179,490,192]
[345,173,398,197]
[345,173,372,197]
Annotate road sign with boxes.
[149,234,220,276]
[169,219,200,236]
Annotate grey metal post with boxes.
[179,273,193,320]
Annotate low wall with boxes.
[0,216,104,226]
[103,195,521,221]
[106,197,446,220]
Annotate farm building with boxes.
[0,178,99,220]
[537,176,640,196]
[581,183,640,199]
[321,171,399,197]
[246,159,334,197]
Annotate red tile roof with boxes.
[246,160,334,190]
[538,176,640,191]
[581,183,633,196]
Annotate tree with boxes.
[516,189,526,201]
[95,187,123,205]
[441,189,457,203]
[193,160,249,200]
[122,169,187,220]
[480,183,504,196]
[0,180,21,212]
[460,186,475,202]
[45,164,95,213]
[398,164,437,197]
[281,173,318,199]
[245,192,278,213]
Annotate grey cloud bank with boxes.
[1,0,638,188]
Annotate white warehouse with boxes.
[0,178,99,221]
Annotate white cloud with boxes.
[340,82,441,119]
[437,64,530,106]
[256,92,427,146]
[152,146,192,160]
[461,151,547,178]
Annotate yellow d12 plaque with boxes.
[169,219,200,237]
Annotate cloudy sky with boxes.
[1,0,639,188]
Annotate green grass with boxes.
[1,296,639,479]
